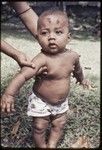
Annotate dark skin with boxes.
[1,12,91,148]
[10,2,38,38]
[1,2,38,67]
[1,40,35,68]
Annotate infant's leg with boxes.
[33,116,49,148]
[47,112,67,148]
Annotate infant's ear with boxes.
[67,32,71,42]
[35,34,38,40]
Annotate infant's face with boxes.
[37,14,69,54]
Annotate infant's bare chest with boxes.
[46,57,74,78]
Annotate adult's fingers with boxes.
[31,63,36,68]
[20,61,35,68]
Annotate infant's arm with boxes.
[72,52,92,89]
[1,53,46,112]
[1,67,35,113]
[72,53,84,83]
[5,53,46,96]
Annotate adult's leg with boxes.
[47,112,67,148]
[33,116,49,148]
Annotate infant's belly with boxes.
[33,79,70,105]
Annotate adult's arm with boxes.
[1,40,34,67]
[9,2,38,38]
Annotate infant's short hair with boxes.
[37,8,69,29]
[39,7,68,18]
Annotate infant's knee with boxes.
[34,122,48,134]
[52,117,66,131]
[60,119,66,127]
[52,115,66,130]
[34,124,45,134]
[57,119,66,129]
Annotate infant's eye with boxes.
[56,30,63,35]
[41,31,48,35]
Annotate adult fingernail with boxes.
[32,64,35,68]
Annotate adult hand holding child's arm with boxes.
[1,54,46,113]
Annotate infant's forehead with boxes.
[39,12,68,21]
[39,14,68,26]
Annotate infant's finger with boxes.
[43,71,48,75]
[43,66,47,70]
[87,84,91,89]
[0,100,2,107]
[37,67,47,75]
[6,103,11,113]
[88,85,96,91]
[82,84,86,89]
[1,103,6,112]
[88,84,91,89]
[11,103,15,112]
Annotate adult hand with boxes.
[16,51,35,68]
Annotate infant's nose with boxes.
[48,33,55,41]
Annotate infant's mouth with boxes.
[48,43,57,49]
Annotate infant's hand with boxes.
[37,66,48,75]
[1,93,15,113]
[81,79,92,89]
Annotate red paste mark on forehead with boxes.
[46,17,64,25]
[56,19,60,24]
[46,17,51,23]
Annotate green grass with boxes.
[1,76,100,148]
[58,78,100,148]
[1,26,100,148]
